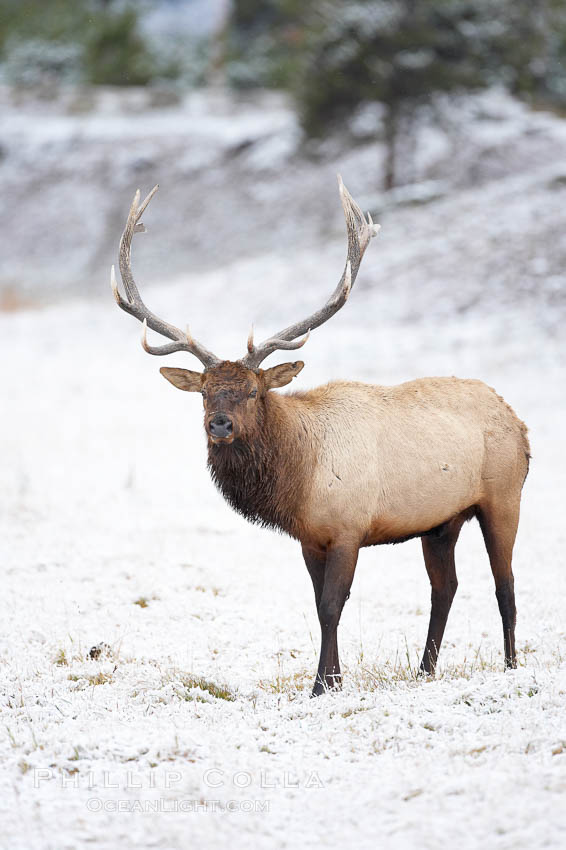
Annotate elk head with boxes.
[111,177,379,445]
[158,360,305,444]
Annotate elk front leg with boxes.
[302,545,326,609]
[302,546,337,682]
[312,543,358,697]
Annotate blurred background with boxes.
[1,0,566,336]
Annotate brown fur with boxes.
[161,361,530,695]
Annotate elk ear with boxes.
[160,367,203,392]
[262,361,304,390]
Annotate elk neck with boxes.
[206,390,314,539]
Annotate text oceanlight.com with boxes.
[86,798,270,813]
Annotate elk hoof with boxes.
[311,674,342,697]
[310,680,326,698]
[417,663,435,679]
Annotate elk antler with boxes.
[241,175,380,369]
[111,186,220,368]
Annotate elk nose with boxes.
[209,413,233,438]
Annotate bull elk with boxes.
[112,179,530,696]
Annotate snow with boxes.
[1,87,566,848]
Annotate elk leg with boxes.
[302,546,339,688]
[302,545,326,610]
[312,543,358,697]
[477,500,520,669]
[420,514,466,674]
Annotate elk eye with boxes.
[201,390,207,400]
[249,389,257,399]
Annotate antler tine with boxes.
[247,325,255,354]
[139,318,203,356]
[135,183,159,223]
[241,176,378,369]
[112,186,220,368]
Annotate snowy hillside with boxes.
[2,84,566,331]
[1,87,565,848]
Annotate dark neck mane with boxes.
[206,395,307,538]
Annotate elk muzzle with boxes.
[208,412,234,442]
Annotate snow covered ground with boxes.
[1,88,565,848]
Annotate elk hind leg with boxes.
[420,511,470,675]
[477,499,520,669]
